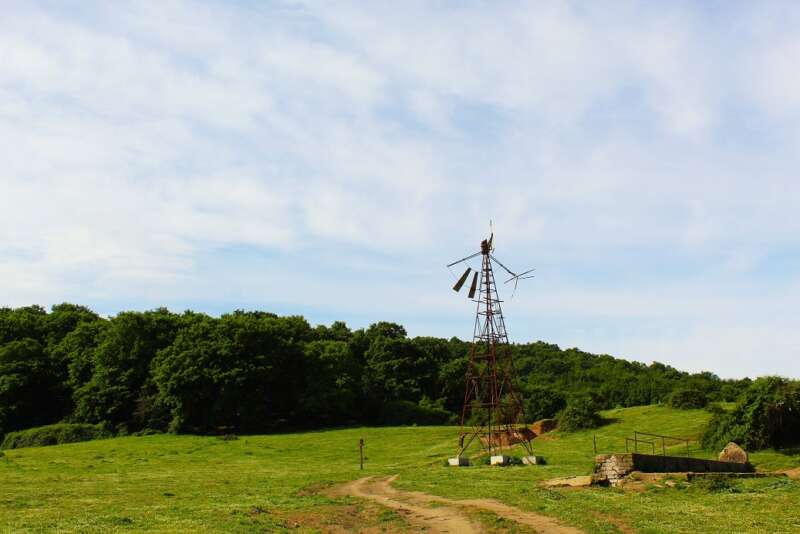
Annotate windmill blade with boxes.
[467,271,479,298]
[452,267,471,292]
[504,268,535,284]
[489,254,516,277]
[447,251,481,268]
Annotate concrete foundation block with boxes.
[448,456,469,467]
[490,455,512,466]
[522,455,545,465]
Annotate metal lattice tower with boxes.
[448,233,535,458]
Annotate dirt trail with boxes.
[332,475,584,533]
[331,476,478,533]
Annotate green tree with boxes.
[0,339,64,438]
[702,376,800,450]
[152,312,311,433]
[299,340,361,425]
[0,305,48,344]
[523,385,566,421]
[72,309,182,429]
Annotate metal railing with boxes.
[593,430,694,457]
[626,431,692,457]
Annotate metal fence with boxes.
[593,430,695,457]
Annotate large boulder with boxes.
[718,442,749,464]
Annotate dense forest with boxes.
[0,304,751,441]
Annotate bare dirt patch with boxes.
[283,502,414,533]
[296,481,336,497]
[331,475,584,533]
[541,476,593,488]
[781,467,800,480]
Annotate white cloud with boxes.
[1,1,800,377]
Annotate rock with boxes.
[490,455,512,466]
[522,455,545,465]
[718,442,748,464]
[531,418,557,436]
[542,476,593,488]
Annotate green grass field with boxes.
[2,405,799,533]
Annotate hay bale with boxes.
[718,442,749,464]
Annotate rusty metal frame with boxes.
[452,235,534,459]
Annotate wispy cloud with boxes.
[1,1,799,378]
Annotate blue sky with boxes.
[2,1,800,378]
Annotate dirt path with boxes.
[331,476,478,533]
[332,475,584,533]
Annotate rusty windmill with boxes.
[448,229,535,462]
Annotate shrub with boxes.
[667,387,708,409]
[1,423,111,449]
[523,386,567,421]
[557,396,602,432]
[702,377,800,451]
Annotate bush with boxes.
[702,377,800,451]
[668,387,708,409]
[523,386,567,421]
[1,423,111,449]
[557,396,602,432]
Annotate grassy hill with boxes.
[2,405,799,533]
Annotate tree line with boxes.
[0,304,750,440]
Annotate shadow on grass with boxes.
[598,417,621,427]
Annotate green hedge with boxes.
[1,423,111,449]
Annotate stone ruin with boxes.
[593,451,754,486]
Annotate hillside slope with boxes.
[1,405,799,533]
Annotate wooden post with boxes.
[359,438,364,470]
[593,435,597,455]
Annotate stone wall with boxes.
[593,453,754,486]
